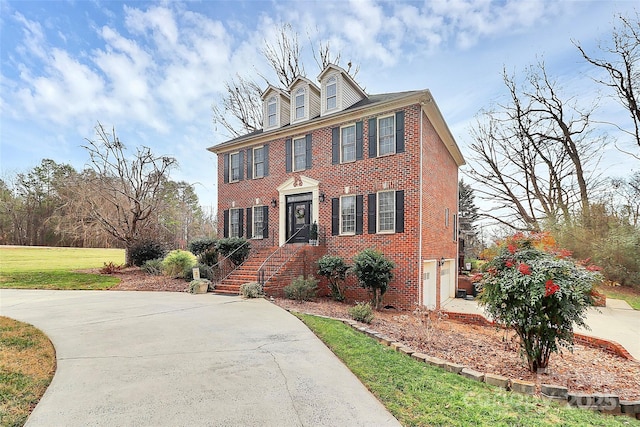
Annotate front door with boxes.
[286,193,312,243]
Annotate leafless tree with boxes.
[212,23,360,138]
[575,12,640,159]
[82,123,177,265]
[466,63,604,230]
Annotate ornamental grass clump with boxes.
[478,232,602,372]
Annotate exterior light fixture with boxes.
[319,193,325,202]
[271,198,278,208]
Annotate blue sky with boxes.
[1,0,638,212]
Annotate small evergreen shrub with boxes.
[162,250,197,279]
[352,249,394,310]
[217,237,250,266]
[189,238,219,267]
[284,276,318,301]
[129,240,166,266]
[141,258,163,275]
[189,278,212,294]
[349,302,374,324]
[240,282,264,298]
[317,255,349,301]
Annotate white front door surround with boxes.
[276,176,320,246]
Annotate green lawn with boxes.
[0,246,124,290]
[296,313,638,427]
[599,286,640,310]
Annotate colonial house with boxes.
[208,64,465,310]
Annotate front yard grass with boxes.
[598,286,640,310]
[296,313,638,427]
[0,316,56,427]
[0,246,124,290]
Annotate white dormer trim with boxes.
[261,85,290,131]
[288,76,321,124]
[318,63,367,117]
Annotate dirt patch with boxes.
[274,297,640,400]
[86,267,189,292]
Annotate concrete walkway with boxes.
[442,297,640,360]
[0,290,400,427]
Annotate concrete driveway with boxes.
[0,290,400,426]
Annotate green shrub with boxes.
[240,282,264,298]
[162,250,197,278]
[141,258,163,275]
[478,233,601,372]
[189,278,212,294]
[129,240,166,266]
[348,302,374,324]
[352,249,394,310]
[217,237,250,266]
[317,255,349,301]
[189,238,219,267]
[284,276,318,301]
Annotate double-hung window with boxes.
[230,208,241,238]
[267,97,276,127]
[253,147,264,178]
[253,206,264,238]
[377,191,395,233]
[326,77,337,111]
[378,116,395,156]
[295,88,305,120]
[341,125,356,162]
[293,137,306,171]
[340,195,356,235]
[230,152,241,182]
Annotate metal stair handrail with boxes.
[213,226,267,284]
[257,224,309,286]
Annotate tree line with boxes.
[0,124,215,261]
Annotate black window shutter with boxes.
[331,198,339,236]
[285,138,292,172]
[246,207,252,238]
[396,111,405,153]
[305,133,312,169]
[238,209,244,238]
[395,190,404,233]
[368,118,377,158]
[331,128,339,164]
[355,121,363,160]
[263,144,269,177]
[238,151,245,180]
[356,195,363,235]
[223,209,229,238]
[223,154,229,183]
[368,193,377,234]
[246,149,253,179]
[263,206,269,238]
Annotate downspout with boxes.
[418,104,424,307]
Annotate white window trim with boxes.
[340,124,356,164]
[252,205,265,239]
[377,114,396,156]
[229,208,241,238]
[294,88,306,121]
[445,207,450,227]
[339,195,356,236]
[326,76,338,112]
[253,146,264,179]
[453,213,458,242]
[377,190,396,234]
[292,136,306,171]
[230,151,241,183]
[266,97,277,128]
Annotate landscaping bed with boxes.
[273,297,640,401]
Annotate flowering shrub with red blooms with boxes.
[478,232,602,372]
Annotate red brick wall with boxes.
[216,102,460,309]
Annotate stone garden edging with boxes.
[300,312,640,420]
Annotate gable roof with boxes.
[208,89,465,167]
[261,84,289,100]
[288,76,320,93]
[317,63,367,98]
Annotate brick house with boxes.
[208,64,465,310]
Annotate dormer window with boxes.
[295,88,305,119]
[267,97,277,127]
[326,76,337,111]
